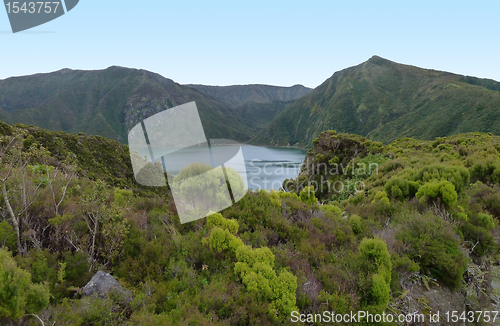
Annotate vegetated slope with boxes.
[234,101,291,131]
[0,119,164,193]
[185,84,312,134]
[0,66,256,144]
[185,83,312,107]
[1,119,499,324]
[284,130,500,315]
[252,55,500,147]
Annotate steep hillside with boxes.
[0,119,162,193]
[0,67,256,143]
[185,83,312,107]
[252,56,500,147]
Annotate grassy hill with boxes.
[0,66,260,144]
[252,56,500,147]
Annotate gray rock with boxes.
[82,270,132,301]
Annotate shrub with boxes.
[416,180,458,206]
[460,223,496,256]
[356,237,391,311]
[0,248,50,322]
[413,164,470,193]
[396,212,467,288]
[299,186,318,206]
[319,204,342,217]
[206,213,239,234]
[373,190,390,204]
[349,215,363,234]
[469,155,500,184]
[357,237,392,284]
[370,273,391,307]
[206,227,243,254]
[385,178,420,201]
[477,213,496,230]
[234,245,297,315]
[0,221,16,253]
[114,188,133,206]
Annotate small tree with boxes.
[0,131,48,255]
[80,180,109,271]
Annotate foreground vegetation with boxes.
[1,120,499,325]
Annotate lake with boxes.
[242,145,307,190]
[136,144,307,190]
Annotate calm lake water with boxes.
[242,145,306,190]
[137,145,307,190]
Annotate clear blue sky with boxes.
[1,0,499,88]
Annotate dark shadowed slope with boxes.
[185,84,312,107]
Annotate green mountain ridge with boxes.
[0,66,270,144]
[185,83,312,107]
[252,55,500,147]
[3,58,500,148]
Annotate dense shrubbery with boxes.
[1,123,500,324]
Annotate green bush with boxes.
[396,212,467,288]
[416,180,458,206]
[0,221,16,253]
[319,204,342,217]
[234,245,297,315]
[0,248,50,322]
[357,237,391,284]
[207,227,243,254]
[385,177,420,201]
[370,273,391,307]
[114,188,133,206]
[413,164,470,193]
[299,186,318,205]
[477,213,496,230]
[349,214,363,234]
[460,223,496,256]
[356,237,392,311]
[206,212,239,234]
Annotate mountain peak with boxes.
[366,55,393,65]
[252,57,500,147]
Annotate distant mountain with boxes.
[0,66,258,143]
[252,56,500,147]
[185,84,312,107]
[4,59,500,148]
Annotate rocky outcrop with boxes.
[82,271,132,301]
